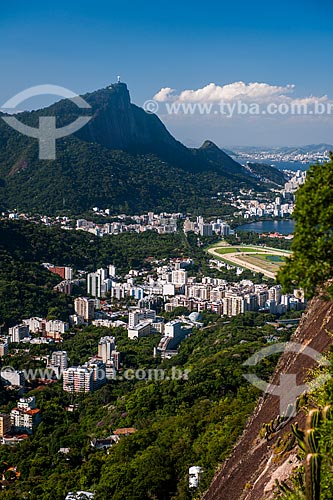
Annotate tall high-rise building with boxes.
[10,407,41,434]
[0,414,11,437]
[223,295,245,316]
[98,337,116,363]
[87,272,102,298]
[85,360,106,390]
[74,297,95,322]
[87,270,112,298]
[108,264,116,277]
[9,324,30,343]
[10,396,41,434]
[63,367,93,393]
[51,351,68,372]
[45,320,69,334]
[269,285,282,304]
[0,339,9,357]
[199,223,213,237]
[171,270,188,286]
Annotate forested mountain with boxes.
[0,83,284,214]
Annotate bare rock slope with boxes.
[202,295,333,500]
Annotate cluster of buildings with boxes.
[283,170,307,195]
[0,396,41,444]
[233,147,329,166]
[76,211,182,237]
[2,210,184,237]
[83,258,305,319]
[183,216,233,237]
[231,171,306,220]
[42,263,84,295]
[238,196,294,219]
[7,318,69,343]
[127,307,193,353]
[86,260,194,302]
[62,336,120,393]
[87,265,117,298]
[163,279,305,316]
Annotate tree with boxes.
[278,155,333,298]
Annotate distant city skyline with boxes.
[1,0,332,146]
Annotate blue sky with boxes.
[1,0,333,146]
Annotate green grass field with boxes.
[207,244,290,276]
[263,254,286,263]
[215,247,260,255]
[236,253,285,273]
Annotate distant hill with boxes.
[230,144,333,155]
[228,144,332,171]
[244,162,287,185]
[0,82,284,214]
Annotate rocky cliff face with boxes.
[75,83,192,165]
[202,295,333,500]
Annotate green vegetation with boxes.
[207,242,289,277]
[0,221,270,327]
[278,155,333,298]
[0,85,272,216]
[0,218,296,499]
[226,232,293,251]
[264,254,285,263]
[245,162,287,186]
[214,247,259,254]
[235,254,283,274]
[275,355,333,500]
[0,220,190,326]
[0,315,291,500]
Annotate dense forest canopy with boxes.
[278,155,333,298]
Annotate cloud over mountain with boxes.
[154,81,296,103]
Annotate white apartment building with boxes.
[87,269,113,298]
[50,351,68,372]
[74,297,95,322]
[186,284,210,301]
[9,324,30,343]
[17,397,36,411]
[128,321,152,340]
[164,320,182,338]
[1,368,25,386]
[128,309,156,328]
[268,285,282,304]
[10,397,41,434]
[45,320,69,334]
[11,407,41,434]
[63,367,93,393]
[22,317,44,333]
[108,265,116,277]
[223,295,245,317]
[171,270,188,286]
[98,337,116,363]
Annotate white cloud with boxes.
[153,81,296,103]
[154,87,175,102]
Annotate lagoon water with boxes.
[236,219,295,235]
